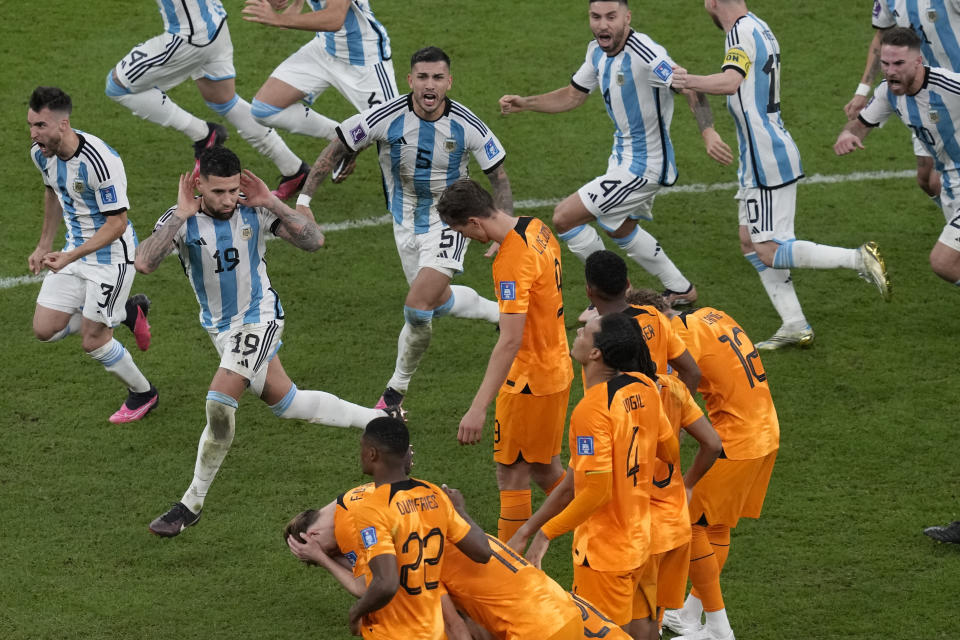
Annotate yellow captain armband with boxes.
[722,47,751,76]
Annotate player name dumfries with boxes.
[395,494,440,515]
[622,393,645,412]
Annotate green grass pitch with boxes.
[1,2,958,638]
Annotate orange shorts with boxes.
[543,612,583,640]
[571,593,632,639]
[493,386,570,465]
[653,542,691,610]
[572,558,657,627]
[688,449,778,527]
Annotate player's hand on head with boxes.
[843,95,868,121]
[702,129,733,166]
[176,173,201,219]
[239,169,272,206]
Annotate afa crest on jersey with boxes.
[361,526,378,548]
[577,436,595,456]
[930,110,941,124]
[928,8,939,21]
[73,178,85,194]
[444,138,457,153]
[240,225,252,241]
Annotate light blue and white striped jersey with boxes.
[307,0,391,66]
[721,13,804,189]
[571,31,678,185]
[31,131,137,265]
[336,94,507,234]
[861,67,960,196]
[873,0,960,71]
[156,203,284,334]
[154,0,227,46]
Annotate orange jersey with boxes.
[672,308,779,459]
[566,372,673,571]
[349,478,472,640]
[334,482,377,578]
[442,534,580,640]
[493,216,573,395]
[624,304,688,375]
[649,374,699,554]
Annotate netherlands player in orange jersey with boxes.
[288,416,491,639]
[642,296,779,640]
[437,179,573,543]
[510,313,679,640]
[584,249,700,393]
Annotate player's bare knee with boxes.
[33,323,57,342]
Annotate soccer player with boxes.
[135,146,390,537]
[671,0,891,350]
[510,313,678,640]
[27,86,158,424]
[298,47,510,410]
[498,0,733,306]
[659,304,779,640]
[436,179,572,544]
[843,0,960,202]
[835,27,960,286]
[241,0,398,143]
[106,0,309,198]
[584,250,700,394]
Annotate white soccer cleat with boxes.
[857,241,891,301]
[754,324,814,351]
[662,609,704,637]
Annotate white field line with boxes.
[0,169,914,291]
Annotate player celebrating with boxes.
[298,46,510,410]
[106,0,309,198]
[437,179,572,544]
[671,0,891,350]
[242,0,397,142]
[835,27,960,286]
[135,147,390,537]
[27,86,158,424]
[498,0,732,306]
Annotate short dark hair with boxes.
[624,287,667,312]
[198,146,241,178]
[29,86,72,115]
[411,46,451,69]
[881,26,923,51]
[589,0,628,5]
[363,416,409,458]
[585,250,628,301]
[284,509,320,545]
[437,179,496,226]
[594,312,656,379]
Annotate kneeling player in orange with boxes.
[510,313,678,640]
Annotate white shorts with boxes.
[36,261,135,328]
[210,320,283,383]
[393,222,467,284]
[737,183,797,244]
[912,132,933,158]
[577,165,660,232]
[938,191,960,251]
[270,39,398,111]
[113,22,236,92]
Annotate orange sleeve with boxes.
[569,392,614,474]
[663,313,688,361]
[439,491,471,544]
[493,234,536,315]
[656,408,680,465]
[541,470,613,540]
[351,499,397,560]
[677,379,705,428]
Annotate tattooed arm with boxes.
[136,173,197,274]
[301,138,358,197]
[485,163,514,214]
[684,90,733,166]
[239,169,325,251]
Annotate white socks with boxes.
[251,99,338,140]
[614,226,691,292]
[110,88,208,140]
[704,608,733,637]
[270,384,382,428]
[181,393,237,513]
[387,308,434,394]
[448,285,500,323]
[558,224,605,262]
[757,266,808,331]
[772,239,859,270]
[216,97,303,176]
[88,338,151,393]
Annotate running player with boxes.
[511,313,678,640]
[672,0,891,350]
[835,26,960,286]
[106,0,309,198]
[297,46,509,410]
[242,0,397,142]
[135,146,390,537]
[498,0,733,307]
[437,179,572,544]
[27,86,158,424]
[659,304,779,640]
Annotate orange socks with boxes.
[707,524,731,572]
[688,525,724,612]
[498,489,531,541]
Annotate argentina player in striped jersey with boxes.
[836,27,960,286]
[135,147,395,538]
[106,0,311,199]
[672,0,891,351]
[499,0,733,309]
[297,47,510,410]
[242,0,398,145]
[845,1,960,204]
[27,87,158,425]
